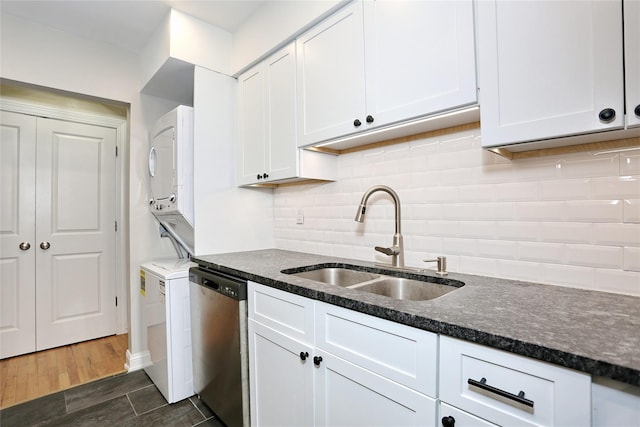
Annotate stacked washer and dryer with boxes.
[141,102,251,426]
[141,106,196,404]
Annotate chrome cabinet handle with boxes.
[19,242,31,251]
[40,242,51,250]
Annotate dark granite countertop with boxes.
[191,249,640,387]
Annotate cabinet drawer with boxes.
[248,282,314,345]
[439,336,590,426]
[316,302,437,397]
[439,402,497,427]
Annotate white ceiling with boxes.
[0,0,265,53]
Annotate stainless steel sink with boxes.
[350,277,458,301]
[290,268,380,286]
[284,265,463,301]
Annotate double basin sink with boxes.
[282,265,464,302]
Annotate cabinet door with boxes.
[248,319,314,427]
[625,0,640,128]
[478,0,624,147]
[265,43,298,181]
[0,111,37,359]
[237,65,267,186]
[315,349,437,427]
[296,1,366,146]
[439,403,498,427]
[364,0,476,128]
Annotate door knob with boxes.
[313,356,323,366]
[40,242,51,250]
[19,242,31,251]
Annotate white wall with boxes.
[231,0,345,75]
[274,128,640,296]
[0,12,177,367]
[193,66,274,255]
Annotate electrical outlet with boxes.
[296,209,304,225]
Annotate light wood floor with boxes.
[0,334,128,409]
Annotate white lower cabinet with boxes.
[316,351,436,426]
[248,282,637,427]
[439,402,497,427]
[439,336,591,426]
[248,281,437,426]
[592,376,640,427]
[248,320,314,426]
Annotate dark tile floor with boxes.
[0,370,225,427]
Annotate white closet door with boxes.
[0,111,37,359]
[35,118,117,351]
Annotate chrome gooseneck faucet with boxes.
[355,185,404,268]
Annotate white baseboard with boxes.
[125,349,150,372]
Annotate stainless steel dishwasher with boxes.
[189,266,249,427]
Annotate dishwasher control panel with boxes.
[190,267,247,301]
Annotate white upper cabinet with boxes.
[625,0,640,129]
[478,0,627,148]
[363,0,476,129]
[237,43,336,186]
[237,64,268,185]
[237,44,297,185]
[296,1,367,146]
[297,0,477,148]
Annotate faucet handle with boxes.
[375,246,399,256]
[423,256,447,276]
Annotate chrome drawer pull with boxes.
[467,377,534,408]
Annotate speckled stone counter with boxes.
[191,249,640,386]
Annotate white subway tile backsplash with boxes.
[441,203,477,220]
[565,244,623,269]
[459,256,497,276]
[623,247,640,272]
[540,222,592,244]
[559,153,619,178]
[511,158,560,181]
[623,199,640,223]
[565,200,623,223]
[590,175,640,199]
[476,163,515,184]
[403,219,426,235]
[594,269,640,296]
[496,259,544,282]
[456,184,497,202]
[540,178,590,200]
[491,181,539,201]
[410,204,442,220]
[541,264,595,289]
[426,220,460,237]
[411,236,443,252]
[476,240,516,259]
[495,222,539,241]
[442,237,477,256]
[619,149,640,175]
[408,171,442,189]
[517,201,565,221]
[517,242,564,264]
[474,202,517,220]
[273,131,639,296]
[593,223,640,247]
[459,221,496,239]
